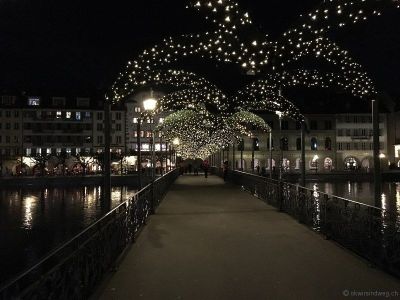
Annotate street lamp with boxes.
[143,94,158,182]
[276,110,283,180]
[172,138,180,170]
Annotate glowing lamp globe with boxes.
[143,98,157,112]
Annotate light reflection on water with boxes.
[0,185,136,284]
[306,181,400,207]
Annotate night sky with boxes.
[1,0,399,102]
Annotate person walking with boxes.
[223,160,229,182]
[202,160,209,178]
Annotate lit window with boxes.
[134,107,141,112]
[56,148,61,155]
[66,148,71,154]
[56,111,62,119]
[47,148,51,155]
[76,112,81,120]
[37,148,42,155]
[28,97,40,106]
[133,118,138,124]
[66,112,71,119]
[26,148,31,156]
[159,118,164,124]
[142,143,150,151]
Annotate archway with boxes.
[282,158,290,171]
[324,157,333,171]
[295,158,301,170]
[361,157,372,171]
[344,157,360,171]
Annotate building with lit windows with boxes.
[230,112,388,172]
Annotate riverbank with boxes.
[0,174,153,188]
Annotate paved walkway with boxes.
[96,175,400,300]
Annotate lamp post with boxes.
[276,111,283,180]
[143,95,158,182]
[173,137,180,171]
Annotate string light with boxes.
[108,0,399,159]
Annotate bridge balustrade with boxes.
[220,169,400,278]
[0,169,179,300]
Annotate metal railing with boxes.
[0,169,179,300]
[223,170,400,278]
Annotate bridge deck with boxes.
[95,175,399,300]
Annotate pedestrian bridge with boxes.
[94,175,399,300]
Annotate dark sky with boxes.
[0,0,399,100]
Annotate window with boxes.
[281,121,289,130]
[337,129,343,136]
[133,117,138,124]
[97,136,103,144]
[14,136,18,143]
[97,112,103,120]
[14,111,19,118]
[116,112,122,120]
[46,148,51,155]
[134,107,141,113]
[338,143,343,150]
[56,111,62,119]
[85,136,92,143]
[142,143,150,151]
[6,136,10,143]
[6,111,11,118]
[26,148,32,156]
[116,124,122,131]
[14,123,19,130]
[310,120,318,130]
[6,123,10,130]
[76,112,81,120]
[324,121,332,130]
[97,123,103,131]
[116,136,122,144]
[134,131,138,137]
[2,95,16,105]
[325,137,332,151]
[56,148,62,155]
[362,143,366,150]
[76,97,90,107]
[159,118,164,124]
[253,138,259,151]
[66,148,71,154]
[346,143,351,150]
[296,138,301,150]
[84,112,91,119]
[311,137,317,151]
[28,97,40,106]
[280,137,289,151]
[52,97,66,107]
[346,129,351,136]
[66,112,72,119]
[36,148,42,155]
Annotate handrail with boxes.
[0,168,179,296]
[227,169,400,278]
[232,170,384,211]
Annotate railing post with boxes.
[278,180,284,212]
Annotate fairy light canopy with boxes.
[108,0,399,157]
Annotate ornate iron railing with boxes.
[226,170,400,278]
[0,169,179,300]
